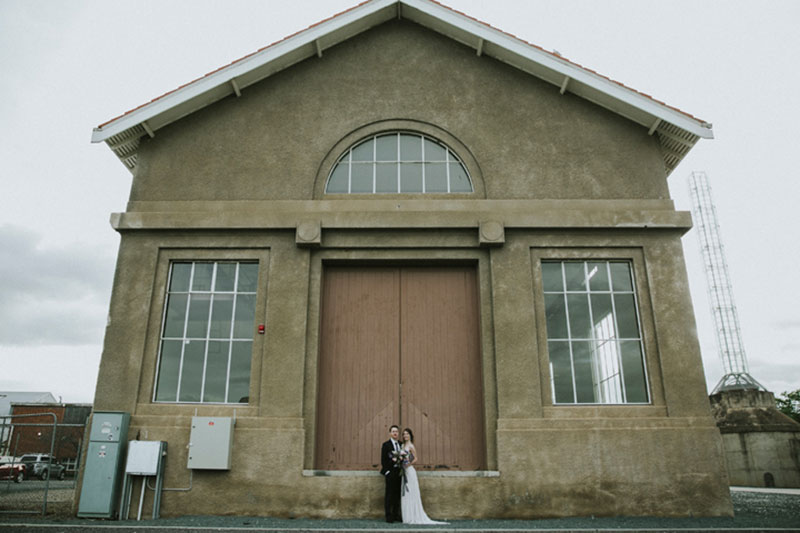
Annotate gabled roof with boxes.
[93,0,713,176]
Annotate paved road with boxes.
[0,487,797,532]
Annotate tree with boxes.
[775,389,800,423]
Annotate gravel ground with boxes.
[0,480,74,514]
[1,487,798,531]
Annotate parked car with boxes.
[0,462,25,483]
[17,454,65,480]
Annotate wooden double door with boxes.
[315,266,486,470]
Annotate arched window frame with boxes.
[325,132,473,194]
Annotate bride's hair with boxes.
[402,427,414,443]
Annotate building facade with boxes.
[83,0,732,518]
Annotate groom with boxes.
[380,424,403,523]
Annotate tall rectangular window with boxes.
[154,261,258,403]
[541,260,649,404]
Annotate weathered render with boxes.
[81,0,732,519]
[710,390,800,488]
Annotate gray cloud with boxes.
[0,225,115,346]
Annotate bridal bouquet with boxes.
[392,448,410,495]
[391,449,409,475]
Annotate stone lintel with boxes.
[111,200,691,233]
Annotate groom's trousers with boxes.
[384,470,402,522]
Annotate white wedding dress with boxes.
[401,447,447,525]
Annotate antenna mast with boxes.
[688,171,764,393]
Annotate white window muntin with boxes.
[542,260,650,405]
[154,261,257,404]
[326,132,472,194]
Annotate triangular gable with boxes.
[92,0,712,176]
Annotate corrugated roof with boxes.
[93,0,712,176]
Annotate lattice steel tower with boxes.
[688,171,764,393]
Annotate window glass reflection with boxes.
[192,263,213,291]
[542,260,648,404]
[548,341,574,404]
[350,163,373,193]
[169,263,191,292]
[375,134,397,161]
[587,262,609,291]
[351,139,373,162]
[376,163,397,193]
[400,163,423,193]
[541,262,564,292]
[326,132,472,194]
[155,262,258,404]
[544,293,568,339]
[564,263,586,291]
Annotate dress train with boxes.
[401,465,447,525]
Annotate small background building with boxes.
[710,390,800,488]
[9,403,92,474]
[82,0,732,519]
[1,391,56,457]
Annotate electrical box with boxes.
[187,416,234,470]
[89,412,129,442]
[78,411,130,518]
[125,440,164,476]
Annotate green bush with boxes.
[775,389,800,423]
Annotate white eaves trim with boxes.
[92,0,713,172]
[91,0,398,144]
[403,0,713,140]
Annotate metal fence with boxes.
[1,413,85,516]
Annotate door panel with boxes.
[315,266,486,470]
[315,268,400,470]
[400,268,485,470]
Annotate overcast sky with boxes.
[1,0,798,403]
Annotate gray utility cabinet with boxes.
[77,411,131,518]
[187,416,234,470]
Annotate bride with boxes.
[400,428,447,525]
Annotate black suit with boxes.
[380,439,402,522]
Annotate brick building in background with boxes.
[6,403,91,471]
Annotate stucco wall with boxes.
[86,226,732,518]
[129,20,667,203]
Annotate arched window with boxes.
[325,132,473,194]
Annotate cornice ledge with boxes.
[111,206,691,232]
